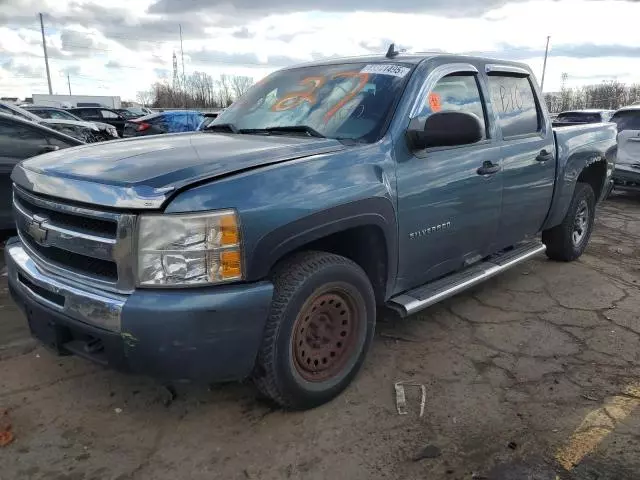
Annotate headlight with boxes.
[137,210,242,286]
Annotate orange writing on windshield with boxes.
[271,76,326,111]
[323,72,369,122]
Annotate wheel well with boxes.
[284,226,389,304]
[578,160,607,200]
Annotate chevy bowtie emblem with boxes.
[27,215,48,245]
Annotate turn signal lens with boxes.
[221,250,242,279]
[220,214,240,246]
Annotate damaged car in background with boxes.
[0,102,118,142]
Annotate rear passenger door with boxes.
[486,67,555,248]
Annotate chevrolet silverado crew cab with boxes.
[6,51,617,409]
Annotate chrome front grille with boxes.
[13,185,136,293]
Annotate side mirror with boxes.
[407,111,483,151]
[38,145,60,154]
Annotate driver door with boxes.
[395,65,504,291]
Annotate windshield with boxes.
[0,102,42,123]
[211,62,413,142]
[610,110,640,133]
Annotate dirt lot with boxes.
[1,193,640,480]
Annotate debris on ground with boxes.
[379,332,419,343]
[394,381,426,417]
[582,393,599,401]
[0,410,14,447]
[114,408,123,414]
[412,444,441,461]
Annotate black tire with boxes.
[542,182,596,262]
[252,251,376,410]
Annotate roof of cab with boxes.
[281,52,533,72]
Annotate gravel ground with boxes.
[1,193,640,480]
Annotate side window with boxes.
[48,110,70,120]
[77,109,98,119]
[0,120,47,159]
[100,109,119,119]
[419,74,487,139]
[34,110,52,118]
[487,74,541,138]
[5,122,45,144]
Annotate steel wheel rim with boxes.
[572,199,589,246]
[292,288,360,382]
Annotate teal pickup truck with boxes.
[6,50,616,409]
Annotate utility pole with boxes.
[39,13,53,95]
[67,73,71,95]
[179,24,186,86]
[540,35,551,92]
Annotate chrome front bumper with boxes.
[5,240,126,332]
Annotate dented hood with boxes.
[12,132,345,209]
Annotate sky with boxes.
[1,0,640,101]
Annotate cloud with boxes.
[469,43,640,61]
[1,58,43,78]
[232,27,253,39]
[62,65,81,76]
[148,0,524,17]
[187,49,308,67]
[154,67,170,78]
[105,60,122,69]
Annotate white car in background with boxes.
[610,106,640,192]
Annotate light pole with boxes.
[540,35,551,91]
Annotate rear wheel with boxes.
[542,182,596,261]
[252,251,375,410]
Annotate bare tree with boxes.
[217,74,234,107]
[146,69,257,109]
[136,89,154,107]
[230,75,254,100]
[545,75,640,113]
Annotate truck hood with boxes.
[12,132,345,209]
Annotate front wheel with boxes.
[542,182,596,261]
[252,251,376,410]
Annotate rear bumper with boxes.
[612,165,640,191]
[5,237,274,382]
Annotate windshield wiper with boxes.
[262,125,326,138]
[204,123,239,133]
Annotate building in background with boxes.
[30,94,121,109]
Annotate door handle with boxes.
[477,161,500,176]
[536,149,554,162]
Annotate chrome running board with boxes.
[388,241,546,317]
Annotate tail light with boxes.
[136,122,151,132]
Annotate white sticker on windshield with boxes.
[360,64,411,78]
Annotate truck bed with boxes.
[542,121,617,229]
